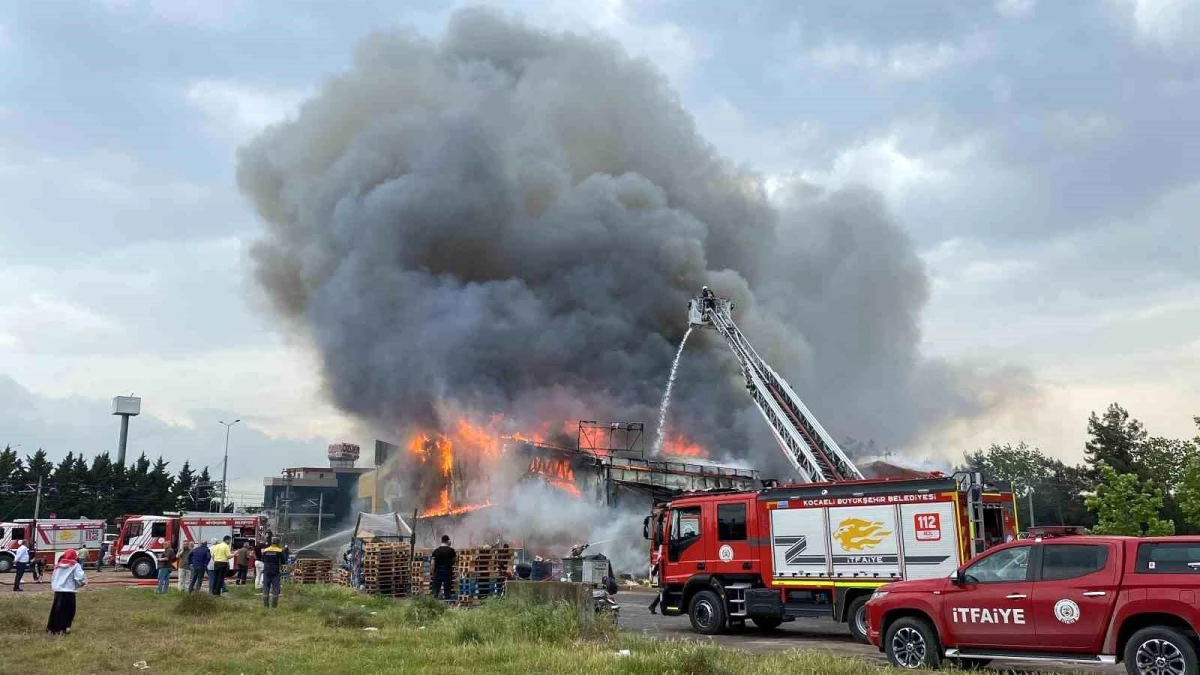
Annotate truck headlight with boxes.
[870,590,888,602]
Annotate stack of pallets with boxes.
[456,547,513,601]
[333,567,350,586]
[361,541,412,597]
[410,549,432,596]
[291,558,333,584]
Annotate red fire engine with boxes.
[648,475,1016,640]
[115,512,267,578]
[0,519,106,571]
[645,292,1018,640]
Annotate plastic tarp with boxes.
[353,512,412,540]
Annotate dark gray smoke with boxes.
[237,8,1023,475]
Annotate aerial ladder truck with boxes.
[644,289,1018,641]
[687,287,863,483]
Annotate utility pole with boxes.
[32,475,43,521]
[218,419,241,509]
[1027,487,1036,529]
[317,492,324,541]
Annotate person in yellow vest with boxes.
[210,536,232,596]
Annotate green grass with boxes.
[0,585,931,674]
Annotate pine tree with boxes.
[172,461,196,511]
[1085,403,1147,477]
[0,446,19,481]
[148,457,174,514]
[86,453,118,520]
[51,452,79,517]
[24,449,53,483]
[196,467,214,512]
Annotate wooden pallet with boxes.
[291,559,334,584]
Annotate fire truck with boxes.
[0,519,106,571]
[115,512,267,578]
[645,291,1018,641]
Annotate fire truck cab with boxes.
[116,512,266,578]
[647,473,1016,642]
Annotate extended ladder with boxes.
[688,292,863,483]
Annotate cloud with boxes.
[800,32,994,79]
[0,374,346,501]
[994,0,1037,18]
[1128,0,1200,52]
[185,79,309,145]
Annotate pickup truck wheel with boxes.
[885,617,942,671]
[1125,626,1198,675]
[752,617,782,631]
[846,595,870,644]
[130,555,157,579]
[688,590,727,636]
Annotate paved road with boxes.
[617,589,1121,674]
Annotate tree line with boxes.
[962,403,1200,536]
[0,446,229,523]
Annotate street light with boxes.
[218,419,241,509]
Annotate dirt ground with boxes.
[0,567,160,595]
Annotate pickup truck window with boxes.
[1136,542,1200,574]
[963,545,1030,583]
[717,503,746,541]
[1040,544,1108,581]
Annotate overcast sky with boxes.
[1,0,1197,498]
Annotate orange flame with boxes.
[528,456,581,499]
[529,456,575,481]
[419,488,492,518]
[661,433,708,458]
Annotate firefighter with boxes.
[431,535,457,600]
[701,286,716,313]
[260,537,286,608]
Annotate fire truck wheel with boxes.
[751,617,782,631]
[884,616,942,671]
[1125,626,1198,675]
[130,555,157,579]
[846,595,871,644]
[0,555,12,573]
[688,590,727,635]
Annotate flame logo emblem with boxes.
[833,518,892,551]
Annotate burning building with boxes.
[355,420,758,553]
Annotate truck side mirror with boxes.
[642,516,650,540]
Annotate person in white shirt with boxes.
[46,548,87,635]
[12,540,30,592]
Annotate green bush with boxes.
[173,592,227,616]
[389,594,447,626]
[321,607,370,629]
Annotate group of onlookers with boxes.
[167,537,289,607]
[5,534,294,638]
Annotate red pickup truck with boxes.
[866,536,1200,674]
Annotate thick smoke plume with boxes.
[238,8,1022,480]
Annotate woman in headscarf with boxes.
[46,548,88,635]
